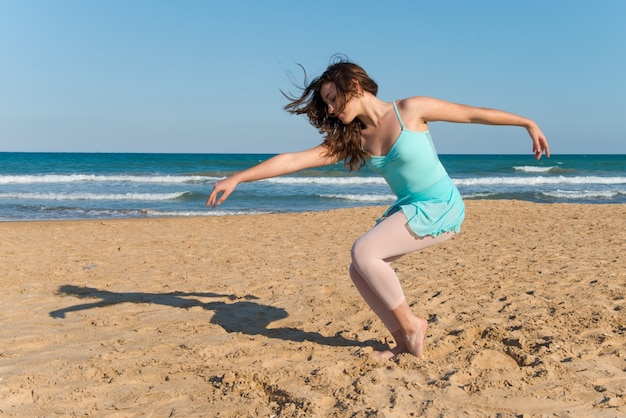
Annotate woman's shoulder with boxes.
[395,96,438,110]
[394,96,437,130]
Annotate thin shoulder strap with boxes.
[392,101,406,130]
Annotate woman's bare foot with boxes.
[405,317,428,359]
[389,300,429,359]
[373,329,409,360]
[374,346,405,360]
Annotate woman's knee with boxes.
[351,237,373,271]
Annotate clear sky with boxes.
[1,0,625,154]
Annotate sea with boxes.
[0,153,625,221]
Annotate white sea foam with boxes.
[318,194,395,202]
[540,190,623,199]
[265,176,386,185]
[0,174,214,185]
[4,173,625,188]
[454,176,626,186]
[142,209,272,217]
[262,175,626,187]
[513,166,558,173]
[463,192,498,199]
[0,174,382,186]
[0,192,190,201]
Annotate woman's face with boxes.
[320,81,355,124]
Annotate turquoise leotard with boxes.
[365,101,465,237]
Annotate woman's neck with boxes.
[357,94,392,130]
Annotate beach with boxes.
[1,200,624,417]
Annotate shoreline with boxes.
[1,201,624,416]
[1,198,625,225]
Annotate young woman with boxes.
[207,58,550,359]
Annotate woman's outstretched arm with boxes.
[206,144,339,208]
[403,96,550,160]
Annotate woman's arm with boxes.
[206,144,339,208]
[404,96,550,160]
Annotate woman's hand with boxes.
[527,122,550,160]
[206,176,239,208]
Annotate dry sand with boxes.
[0,200,624,417]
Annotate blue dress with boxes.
[365,102,465,237]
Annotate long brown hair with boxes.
[283,57,378,171]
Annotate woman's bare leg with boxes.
[350,211,454,358]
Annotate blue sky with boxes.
[1,0,625,154]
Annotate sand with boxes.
[0,200,624,417]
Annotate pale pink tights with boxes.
[349,211,454,333]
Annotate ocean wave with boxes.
[318,193,395,202]
[0,207,272,221]
[455,176,626,186]
[4,173,624,188]
[513,166,560,173]
[540,190,625,200]
[265,176,386,185]
[0,173,385,186]
[0,192,191,201]
[463,192,499,199]
[0,174,216,185]
[142,209,273,217]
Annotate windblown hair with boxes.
[283,57,378,171]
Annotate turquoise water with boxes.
[0,152,624,221]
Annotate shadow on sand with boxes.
[50,284,384,350]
